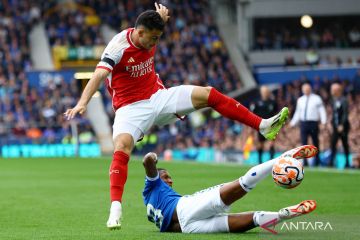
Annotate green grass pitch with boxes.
[1,157,360,240]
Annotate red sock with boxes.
[110,151,130,202]
[207,88,262,130]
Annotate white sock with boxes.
[239,159,276,192]
[259,114,277,134]
[259,118,270,132]
[109,201,122,219]
[253,211,281,227]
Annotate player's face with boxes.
[138,28,162,50]
[159,170,173,187]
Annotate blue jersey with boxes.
[142,175,181,232]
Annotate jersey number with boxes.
[147,204,163,229]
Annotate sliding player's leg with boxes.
[220,145,318,205]
[178,145,318,233]
[220,145,318,232]
[191,86,289,140]
[176,153,295,233]
[228,213,256,232]
[220,158,277,206]
[227,200,317,233]
[180,199,316,233]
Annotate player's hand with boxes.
[155,2,170,22]
[64,104,87,120]
[143,152,158,164]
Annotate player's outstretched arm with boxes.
[143,152,158,178]
[155,2,170,22]
[64,68,109,120]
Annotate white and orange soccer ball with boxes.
[272,157,304,189]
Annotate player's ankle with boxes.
[110,201,122,213]
[111,200,121,205]
[259,118,269,132]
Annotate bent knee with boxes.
[201,86,213,97]
[192,86,213,109]
[113,134,134,154]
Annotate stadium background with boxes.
[0,0,360,239]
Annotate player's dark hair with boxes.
[135,10,165,31]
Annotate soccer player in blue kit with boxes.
[142,145,318,233]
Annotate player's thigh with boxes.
[182,215,229,233]
[113,102,155,144]
[176,185,230,227]
[156,85,197,116]
[153,85,197,126]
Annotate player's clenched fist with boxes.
[143,152,158,164]
[64,105,87,120]
[155,2,170,22]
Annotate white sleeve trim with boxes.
[97,61,113,71]
[146,173,159,181]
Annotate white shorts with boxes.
[112,85,195,144]
[176,185,230,233]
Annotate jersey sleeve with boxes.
[143,173,162,196]
[96,30,129,72]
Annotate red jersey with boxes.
[96,28,165,110]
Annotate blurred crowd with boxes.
[42,2,105,46]
[0,0,35,83]
[254,17,360,50]
[284,52,360,67]
[0,0,96,145]
[0,75,96,145]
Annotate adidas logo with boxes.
[127,57,135,63]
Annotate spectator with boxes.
[348,27,360,47]
[250,86,278,163]
[26,125,42,141]
[79,125,95,144]
[253,16,360,50]
[329,83,350,168]
[290,83,327,166]
[353,69,360,96]
[305,49,319,65]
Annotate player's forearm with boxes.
[77,69,109,106]
[143,152,158,178]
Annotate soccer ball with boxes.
[272,157,304,189]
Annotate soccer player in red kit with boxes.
[64,3,289,229]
